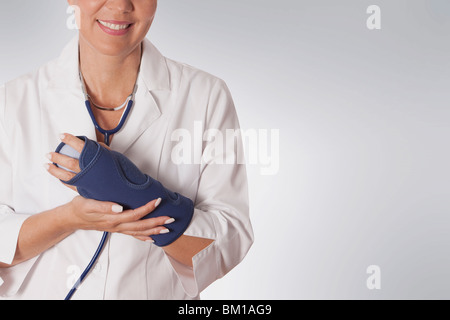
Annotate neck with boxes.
[79,39,141,108]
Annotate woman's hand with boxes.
[63,196,173,243]
[45,133,84,192]
[46,133,108,192]
[45,133,174,243]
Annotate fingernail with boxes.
[112,205,123,213]
[60,133,66,140]
[46,153,52,161]
[155,198,162,208]
[164,218,175,225]
[43,163,50,170]
[159,229,170,234]
[146,239,155,244]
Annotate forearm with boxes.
[162,235,214,268]
[0,205,74,268]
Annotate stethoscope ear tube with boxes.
[84,97,135,146]
[64,83,136,301]
[64,231,109,300]
[79,70,138,146]
[64,71,138,300]
[64,133,113,300]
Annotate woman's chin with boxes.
[80,34,141,58]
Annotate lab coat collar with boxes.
[46,35,170,153]
[140,37,171,91]
[47,36,82,93]
[48,35,170,92]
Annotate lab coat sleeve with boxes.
[0,84,35,296]
[166,79,254,297]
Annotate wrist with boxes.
[54,201,78,234]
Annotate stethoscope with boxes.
[64,71,138,300]
[79,71,138,146]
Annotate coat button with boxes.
[94,263,102,273]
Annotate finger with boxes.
[82,198,124,214]
[122,225,170,238]
[46,163,76,182]
[48,152,81,174]
[133,235,155,243]
[118,198,162,223]
[60,133,85,153]
[69,197,125,231]
[116,215,174,236]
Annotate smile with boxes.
[97,20,131,30]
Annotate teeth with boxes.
[98,20,130,30]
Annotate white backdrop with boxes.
[1,0,450,299]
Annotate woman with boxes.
[0,0,253,300]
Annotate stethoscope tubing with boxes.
[64,77,137,300]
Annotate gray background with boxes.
[1,0,450,299]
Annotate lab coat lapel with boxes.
[45,37,97,141]
[109,77,162,154]
[109,37,170,154]
[43,88,97,142]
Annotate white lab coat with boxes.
[0,36,253,300]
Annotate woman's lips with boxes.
[97,19,133,35]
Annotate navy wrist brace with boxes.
[55,136,194,247]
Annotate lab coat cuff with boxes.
[165,241,218,298]
[165,208,219,297]
[0,257,38,298]
[0,208,37,298]
[0,207,29,265]
[183,207,218,240]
